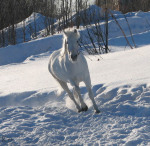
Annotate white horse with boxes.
[48,29,100,113]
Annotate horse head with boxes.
[63,29,80,62]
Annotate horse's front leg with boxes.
[71,82,88,112]
[84,81,100,113]
[55,78,81,112]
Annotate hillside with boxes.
[0,38,150,145]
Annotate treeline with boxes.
[95,0,150,13]
[0,0,32,46]
[0,0,89,48]
[0,0,56,47]
[0,0,141,54]
[120,0,150,13]
[0,0,57,30]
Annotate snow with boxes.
[1,7,150,146]
[0,34,62,66]
[3,12,56,47]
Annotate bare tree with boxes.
[79,6,108,54]
[96,0,150,13]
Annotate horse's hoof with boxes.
[78,106,88,113]
[78,109,82,113]
[95,110,100,114]
[82,106,88,112]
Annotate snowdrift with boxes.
[0,34,62,66]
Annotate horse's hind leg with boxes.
[73,87,88,112]
[70,81,88,112]
[55,79,81,112]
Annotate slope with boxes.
[0,37,150,145]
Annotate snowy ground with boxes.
[1,38,150,145]
[1,8,150,146]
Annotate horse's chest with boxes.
[65,63,84,79]
[52,56,86,82]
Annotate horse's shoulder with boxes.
[49,50,60,60]
[52,49,61,56]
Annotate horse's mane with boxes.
[60,29,80,57]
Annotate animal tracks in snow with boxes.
[0,84,150,145]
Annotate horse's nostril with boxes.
[71,54,77,61]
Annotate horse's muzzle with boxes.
[71,54,78,61]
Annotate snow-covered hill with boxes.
[0,34,62,66]
[2,12,56,47]
[0,8,150,146]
